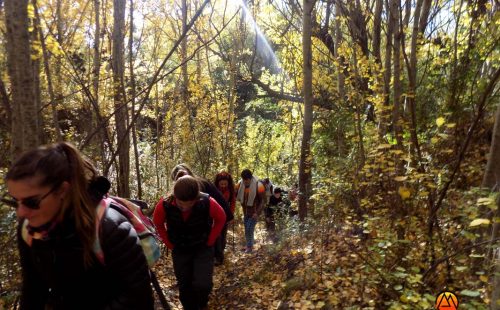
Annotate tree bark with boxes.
[406,0,424,165]
[5,0,40,159]
[391,0,404,151]
[129,0,142,199]
[483,101,500,189]
[372,0,383,64]
[112,0,130,197]
[334,1,345,101]
[298,0,315,221]
[93,0,107,164]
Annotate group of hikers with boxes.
[2,142,298,310]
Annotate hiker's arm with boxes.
[101,208,154,310]
[207,197,226,246]
[152,198,174,249]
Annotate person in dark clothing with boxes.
[153,175,226,310]
[213,171,236,265]
[265,187,283,241]
[4,142,154,310]
[170,164,234,265]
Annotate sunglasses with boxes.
[1,186,58,210]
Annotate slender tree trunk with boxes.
[373,0,383,64]
[391,0,404,151]
[5,0,40,158]
[112,0,130,197]
[92,0,107,165]
[379,0,393,138]
[298,0,315,221]
[181,0,189,107]
[34,0,62,141]
[55,0,64,138]
[407,0,424,165]
[128,0,142,199]
[419,0,432,34]
[334,1,345,101]
[31,1,44,144]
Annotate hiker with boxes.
[235,169,265,253]
[261,177,274,205]
[4,142,154,310]
[264,187,284,241]
[153,175,226,310]
[213,171,236,264]
[170,163,234,265]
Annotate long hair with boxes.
[6,142,99,267]
[214,171,235,203]
[171,163,194,181]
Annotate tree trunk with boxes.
[298,0,315,221]
[334,1,345,101]
[407,0,424,165]
[112,0,130,197]
[391,0,404,151]
[372,0,383,64]
[5,0,40,159]
[181,0,189,106]
[482,102,500,189]
[93,0,107,164]
[379,0,393,138]
[129,0,142,199]
[32,4,44,145]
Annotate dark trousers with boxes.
[172,245,214,310]
[214,224,228,262]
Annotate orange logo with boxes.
[435,291,459,310]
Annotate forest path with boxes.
[152,219,385,310]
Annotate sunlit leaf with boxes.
[469,219,490,227]
[398,187,411,200]
[436,117,446,127]
[394,176,407,182]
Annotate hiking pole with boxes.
[232,220,235,251]
[150,270,171,310]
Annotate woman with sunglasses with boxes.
[4,142,154,310]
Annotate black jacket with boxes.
[164,193,212,249]
[18,206,154,310]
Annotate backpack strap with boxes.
[93,198,108,265]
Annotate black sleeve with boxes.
[202,179,234,222]
[101,208,154,310]
[17,225,48,309]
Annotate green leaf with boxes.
[460,290,480,297]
